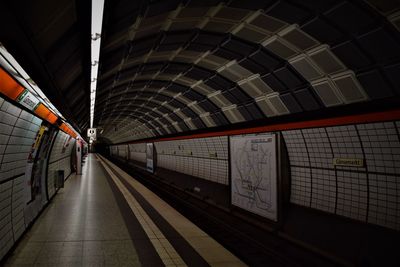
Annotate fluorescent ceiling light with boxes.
[90,0,105,128]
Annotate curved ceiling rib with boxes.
[96,0,400,144]
[99,97,210,129]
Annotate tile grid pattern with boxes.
[0,179,14,259]
[358,122,400,228]
[302,128,336,213]
[10,175,26,243]
[155,136,229,185]
[0,96,81,261]
[47,131,76,199]
[282,130,311,207]
[110,121,400,231]
[0,96,43,259]
[112,137,230,185]
[116,145,128,160]
[128,143,146,163]
[283,121,400,230]
[0,98,42,182]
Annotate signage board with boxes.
[230,133,278,221]
[87,128,97,141]
[333,158,364,167]
[17,90,40,111]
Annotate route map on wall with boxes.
[230,133,278,221]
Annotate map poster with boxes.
[230,133,278,221]
[146,143,154,173]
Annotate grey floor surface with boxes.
[4,154,141,267]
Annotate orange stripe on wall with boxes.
[46,111,58,124]
[34,103,58,124]
[60,123,69,132]
[0,68,25,100]
[60,123,77,138]
[0,67,77,138]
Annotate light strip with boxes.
[90,0,105,128]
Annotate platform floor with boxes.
[4,154,245,267]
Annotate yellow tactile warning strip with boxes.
[97,155,187,267]
[97,154,247,267]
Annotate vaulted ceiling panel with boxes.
[1,0,399,143]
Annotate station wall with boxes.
[0,96,76,259]
[284,121,400,231]
[47,131,76,199]
[110,120,400,232]
[155,136,229,185]
[128,143,146,163]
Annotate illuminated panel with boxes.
[60,122,78,138]
[34,103,58,124]
[0,67,25,100]
[90,0,105,128]
[60,123,69,133]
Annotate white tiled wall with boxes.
[128,143,146,163]
[0,96,76,260]
[336,171,368,221]
[302,128,333,169]
[0,179,13,259]
[357,122,400,174]
[0,97,46,259]
[0,96,44,259]
[47,131,76,199]
[0,98,42,182]
[110,146,118,156]
[155,136,229,185]
[283,121,400,231]
[49,131,74,163]
[311,168,336,213]
[368,173,398,229]
[327,125,365,172]
[111,137,229,185]
[11,175,26,241]
[109,120,400,231]
[289,166,311,207]
[117,145,128,159]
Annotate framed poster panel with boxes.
[230,133,278,221]
[146,143,154,173]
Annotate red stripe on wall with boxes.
[122,109,400,144]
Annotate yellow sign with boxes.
[27,125,47,163]
[33,126,47,150]
[333,158,364,167]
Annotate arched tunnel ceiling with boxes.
[97,0,400,144]
[1,0,400,142]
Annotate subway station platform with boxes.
[4,154,244,267]
[1,1,400,266]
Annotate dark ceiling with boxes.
[1,0,400,143]
[0,0,91,132]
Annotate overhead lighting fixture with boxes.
[90,0,105,128]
